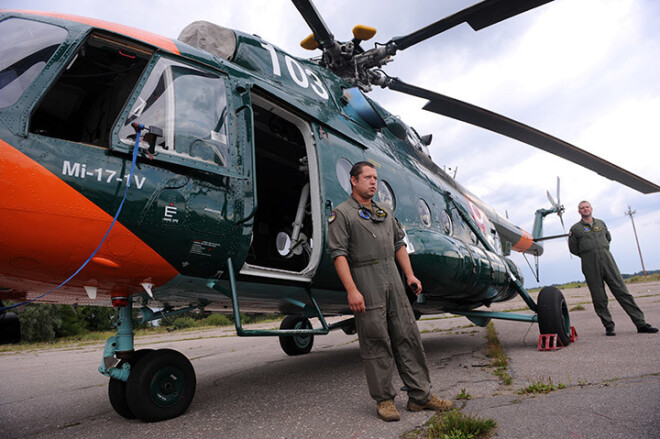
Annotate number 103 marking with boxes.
[261,43,329,100]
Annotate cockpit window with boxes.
[30,33,150,147]
[0,18,67,108]
[119,57,230,169]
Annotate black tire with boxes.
[108,349,154,419]
[537,287,571,346]
[279,315,314,356]
[126,349,196,422]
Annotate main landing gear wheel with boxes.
[537,286,571,347]
[279,314,314,356]
[108,348,154,419]
[125,349,196,422]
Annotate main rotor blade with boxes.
[385,78,660,194]
[390,0,553,52]
[291,0,335,49]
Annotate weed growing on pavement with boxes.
[485,322,513,386]
[456,388,472,400]
[427,410,497,439]
[518,377,565,395]
[402,410,497,439]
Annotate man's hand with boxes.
[347,289,366,314]
[407,274,423,295]
[333,256,366,314]
[395,246,422,295]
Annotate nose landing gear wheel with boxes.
[125,349,196,422]
[108,349,154,419]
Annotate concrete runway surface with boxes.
[1,282,658,438]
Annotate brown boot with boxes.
[407,394,453,412]
[376,400,400,422]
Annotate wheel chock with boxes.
[538,333,562,351]
[569,326,578,343]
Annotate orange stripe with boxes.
[0,139,179,300]
[6,10,180,54]
[511,230,534,252]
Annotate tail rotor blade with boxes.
[546,190,558,209]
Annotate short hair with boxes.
[578,200,591,207]
[349,161,376,187]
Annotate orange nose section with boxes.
[0,139,178,301]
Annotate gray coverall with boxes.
[327,196,431,404]
[568,218,647,330]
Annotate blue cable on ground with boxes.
[0,126,145,311]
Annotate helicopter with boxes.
[1,0,659,423]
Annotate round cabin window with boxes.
[417,199,431,227]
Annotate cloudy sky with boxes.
[5,0,659,287]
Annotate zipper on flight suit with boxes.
[357,219,377,238]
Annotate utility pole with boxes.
[624,205,647,278]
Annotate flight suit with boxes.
[327,196,431,404]
[568,218,647,330]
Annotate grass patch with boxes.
[626,273,660,284]
[0,315,283,352]
[485,322,512,386]
[529,273,659,292]
[569,304,586,311]
[518,377,565,395]
[403,409,497,439]
[456,388,472,400]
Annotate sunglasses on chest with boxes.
[358,206,388,222]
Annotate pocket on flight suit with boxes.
[356,304,393,360]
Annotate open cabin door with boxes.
[240,93,322,281]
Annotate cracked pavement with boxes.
[0,282,658,438]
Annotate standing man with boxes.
[568,200,658,336]
[327,161,452,422]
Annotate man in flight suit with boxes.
[568,200,658,336]
[327,161,452,422]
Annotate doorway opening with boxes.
[242,94,321,280]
